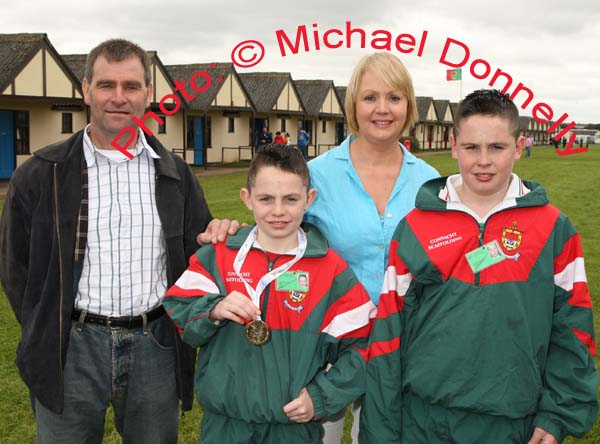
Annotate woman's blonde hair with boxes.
[344,53,418,136]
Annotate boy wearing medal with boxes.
[164,145,376,443]
[360,89,598,444]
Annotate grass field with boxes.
[1,145,599,443]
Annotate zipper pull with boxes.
[478,223,485,245]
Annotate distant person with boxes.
[562,136,567,148]
[256,127,273,152]
[524,134,533,158]
[361,89,598,444]
[298,128,310,159]
[285,132,292,144]
[274,131,287,144]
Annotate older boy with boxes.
[360,89,597,444]
[164,145,376,443]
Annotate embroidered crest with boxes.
[502,221,522,252]
[289,290,307,303]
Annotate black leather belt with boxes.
[72,305,165,328]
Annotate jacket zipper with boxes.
[53,163,65,410]
[259,253,280,315]
[474,221,486,286]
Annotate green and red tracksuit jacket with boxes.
[163,223,376,424]
[360,177,598,443]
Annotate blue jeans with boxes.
[299,144,308,159]
[35,314,179,444]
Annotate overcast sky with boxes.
[3,0,599,123]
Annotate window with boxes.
[61,112,73,134]
[280,118,286,132]
[228,117,235,133]
[322,120,326,133]
[158,114,166,134]
[15,111,30,155]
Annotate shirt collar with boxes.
[83,124,161,166]
[335,134,417,164]
[441,173,530,222]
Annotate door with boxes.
[335,122,345,145]
[254,118,268,146]
[193,116,204,165]
[0,111,15,179]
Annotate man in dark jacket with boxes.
[0,38,213,443]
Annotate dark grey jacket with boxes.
[0,130,212,413]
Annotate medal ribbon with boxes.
[233,226,307,321]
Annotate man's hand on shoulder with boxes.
[197,219,244,246]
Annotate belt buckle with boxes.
[106,315,119,328]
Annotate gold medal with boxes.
[245,319,271,345]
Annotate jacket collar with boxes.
[82,125,160,166]
[416,175,549,212]
[33,129,181,181]
[226,222,329,258]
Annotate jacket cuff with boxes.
[306,383,325,419]
[533,414,565,443]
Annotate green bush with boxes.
[399,136,421,152]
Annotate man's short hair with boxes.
[247,144,310,191]
[453,89,520,139]
[85,39,152,86]
[345,52,418,136]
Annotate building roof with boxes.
[238,72,303,114]
[62,54,87,81]
[449,102,459,118]
[294,79,341,117]
[0,33,83,99]
[165,62,250,112]
[0,33,46,92]
[416,96,436,122]
[519,116,532,131]
[433,99,452,124]
[335,86,347,108]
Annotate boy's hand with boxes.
[209,291,260,324]
[527,427,557,444]
[197,219,244,246]
[283,388,314,423]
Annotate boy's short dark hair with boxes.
[453,89,520,139]
[247,144,310,190]
[85,38,152,86]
